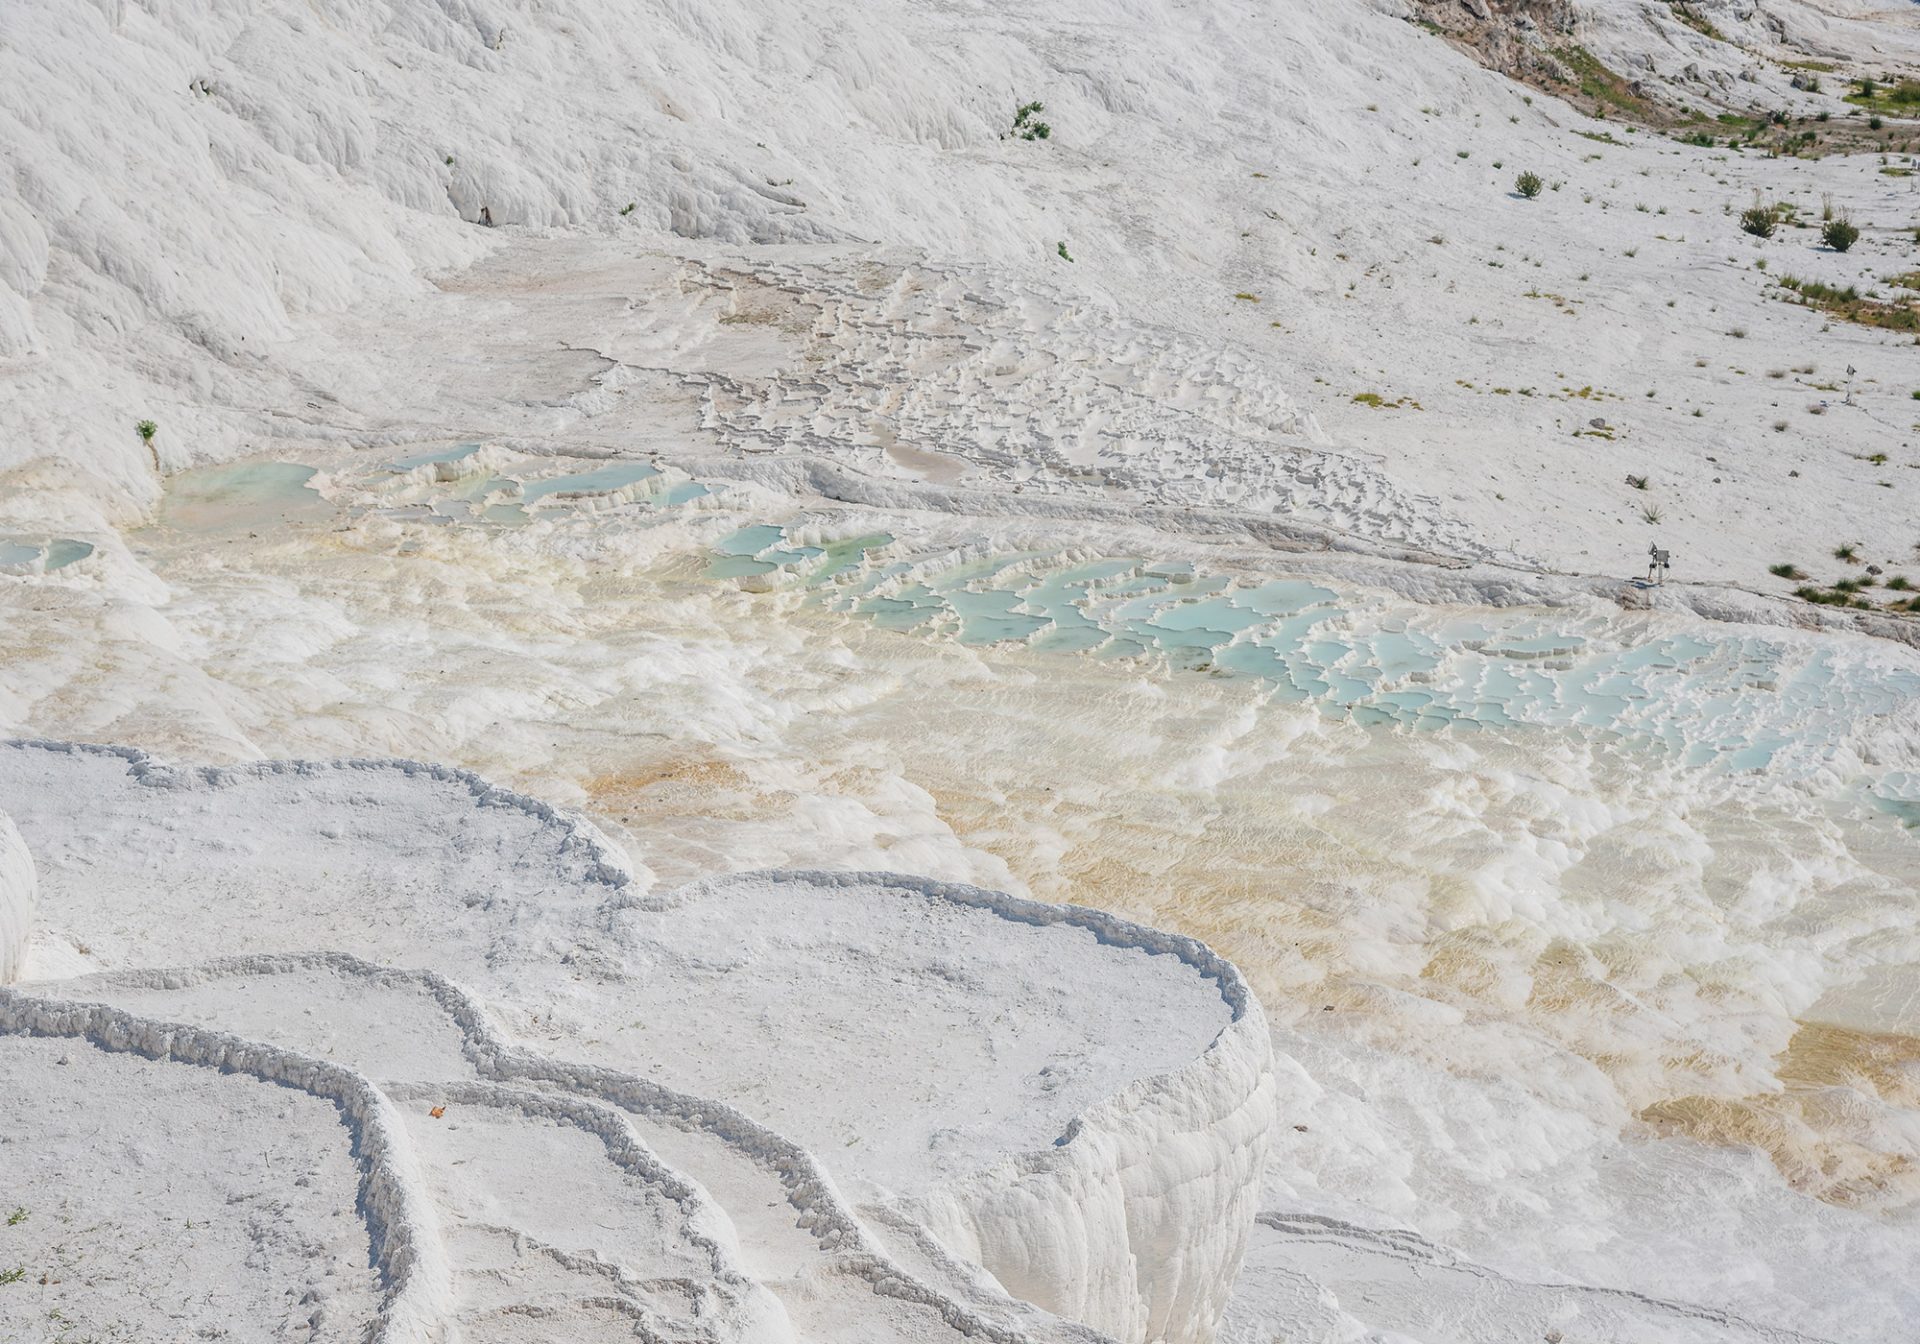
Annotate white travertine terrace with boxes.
[4,0,1920,1337]
[0,740,1272,1343]
[0,812,33,983]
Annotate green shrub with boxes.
[1781,275,1861,303]
[1778,275,1915,330]
[1795,586,1847,605]
[1739,205,1775,238]
[1821,216,1860,251]
[136,419,157,442]
[1515,170,1543,198]
[1013,101,1051,141]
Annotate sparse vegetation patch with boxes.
[1551,46,1655,120]
[1778,275,1920,330]
[1012,101,1051,141]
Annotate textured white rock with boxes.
[0,740,1269,1344]
[913,992,1274,1344]
[6,0,1919,581]
[0,988,453,1343]
[0,811,32,983]
[4,0,1920,1338]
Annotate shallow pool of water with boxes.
[42,540,94,571]
[156,462,327,535]
[519,462,659,505]
[698,519,1920,784]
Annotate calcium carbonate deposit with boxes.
[3,0,1919,1340]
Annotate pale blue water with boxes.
[448,475,512,502]
[946,588,1051,644]
[1870,773,1920,827]
[364,454,708,528]
[43,540,94,570]
[861,588,943,631]
[157,462,325,533]
[699,519,1920,787]
[702,521,858,581]
[1024,563,1126,651]
[715,525,789,557]
[806,534,892,585]
[759,546,824,568]
[299,463,1920,792]
[706,524,792,578]
[519,462,659,504]
[1240,580,1341,616]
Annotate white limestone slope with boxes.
[0,738,1273,1344]
[0,1030,390,1341]
[4,0,1919,1340]
[911,968,1272,1344]
[0,0,1129,499]
[7,0,1917,582]
[0,988,452,1344]
[0,811,31,983]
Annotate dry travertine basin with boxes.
[0,739,1273,1344]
